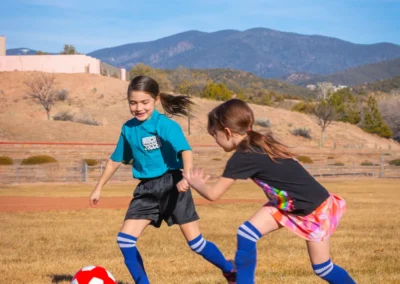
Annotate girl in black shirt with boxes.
[183,99,355,284]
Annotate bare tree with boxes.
[317,82,333,100]
[25,74,57,120]
[390,88,400,97]
[313,100,337,147]
[379,96,400,137]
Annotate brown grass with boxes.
[1,179,400,283]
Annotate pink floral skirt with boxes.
[265,194,347,242]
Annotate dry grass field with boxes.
[1,179,400,283]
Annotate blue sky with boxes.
[1,0,399,53]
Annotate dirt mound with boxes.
[0,71,398,151]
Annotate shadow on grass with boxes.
[49,274,130,284]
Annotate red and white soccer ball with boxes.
[71,265,116,284]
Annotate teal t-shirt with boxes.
[110,110,191,179]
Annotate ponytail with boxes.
[127,76,194,117]
[159,92,194,117]
[245,130,295,161]
[207,99,294,162]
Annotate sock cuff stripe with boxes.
[117,236,137,243]
[240,224,261,240]
[314,261,333,274]
[117,232,137,241]
[312,259,331,270]
[195,240,207,253]
[118,243,137,248]
[188,234,203,245]
[319,264,334,277]
[243,221,262,238]
[190,238,205,250]
[237,230,258,242]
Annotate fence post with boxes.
[82,162,88,182]
[379,155,384,178]
[85,162,88,182]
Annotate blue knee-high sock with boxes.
[188,234,233,273]
[312,259,356,284]
[117,232,149,284]
[235,221,262,284]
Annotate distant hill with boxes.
[164,68,316,98]
[88,28,400,78]
[288,58,400,86]
[6,48,38,55]
[353,76,400,94]
[6,48,56,55]
[0,71,398,153]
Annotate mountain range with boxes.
[87,28,400,78]
[6,28,400,83]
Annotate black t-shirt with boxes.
[222,148,330,216]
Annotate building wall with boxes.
[0,54,101,74]
[0,36,5,56]
[100,61,121,78]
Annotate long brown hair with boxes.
[208,99,294,161]
[127,76,193,117]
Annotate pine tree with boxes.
[328,88,360,124]
[362,96,393,138]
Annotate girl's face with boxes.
[212,129,237,152]
[128,91,158,121]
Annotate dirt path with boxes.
[0,196,265,212]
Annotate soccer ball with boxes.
[71,265,116,284]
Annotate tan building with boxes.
[0,36,6,56]
[0,35,126,80]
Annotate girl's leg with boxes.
[307,239,355,284]
[179,220,234,274]
[236,207,281,284]
[118,219,151,284]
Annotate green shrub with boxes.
[75,117,101,126]
[296,156,313,164]
[291,128,312,139]
[255,118,271,128]
[55,89,69,101]
[21,155,57,165]
[331,162,345,166]
[291,102,314,114]
[53,111,74,121]
[389,158,400,166]
[275,94,284,103]
[327,156,335,159]
[361,161,373,166]
[0,156,13,165]
[83,159,98,166]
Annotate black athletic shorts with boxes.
[124,170,199,228]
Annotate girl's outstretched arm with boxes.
[183,167,235,201]
[89,159,121,207]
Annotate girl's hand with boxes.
[182,167,210,191]
[177,178,189,192]
[89,187,102,208]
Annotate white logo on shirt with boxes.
[142,135,162,151]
